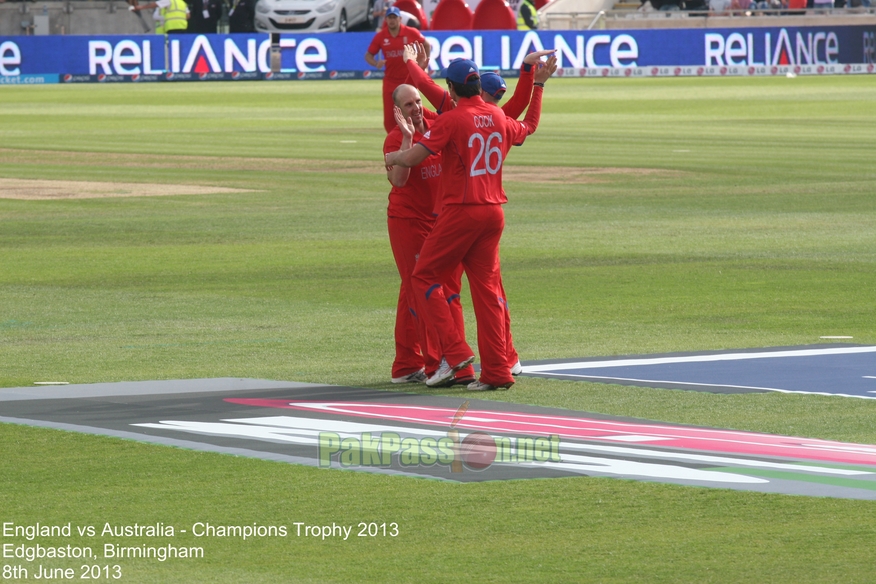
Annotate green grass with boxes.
[2,76,876,582]
[5,423,876,584]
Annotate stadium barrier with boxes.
[1,27,874,83]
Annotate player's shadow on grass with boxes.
[361,381,508,397]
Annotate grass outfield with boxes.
[2,76,876,582]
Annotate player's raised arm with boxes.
[502,50,556,119]
[404,44,453,114]
[517,55,556,139]
[413,41,430,70]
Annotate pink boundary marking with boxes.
[224,399,876,467]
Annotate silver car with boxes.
[254,0,374,32]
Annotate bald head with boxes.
[392,84,418,107]
[391,84,425,132]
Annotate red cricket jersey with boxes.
[384,120,442,221]
[417,95,534,206]
[367,25,426,84]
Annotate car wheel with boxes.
[339,8,348,32]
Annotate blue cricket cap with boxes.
[445,59,480,85]
[480,72,506,99]
[386,6,401,17]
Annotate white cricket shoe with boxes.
[391,368,426,384]
[426,356,474,388]
[467,380,514,392]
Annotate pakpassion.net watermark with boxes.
[317,431,561,472]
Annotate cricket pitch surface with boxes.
[518,344,876,398]
[3,370,876,499]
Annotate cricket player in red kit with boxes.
[365,7,429,133]
[385,59,546,391]
[384,84,441,383]
[383,84,476,385]
[400,44,558,378]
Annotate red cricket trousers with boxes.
[388,216,439,378]
[412,203,513,387]
[387,217,472,379]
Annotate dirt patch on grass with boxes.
[0,148,378,174]
[0,178,255,200]
[0,148,681,192]
[503,166,682,184]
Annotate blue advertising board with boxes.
[1,27,875,82]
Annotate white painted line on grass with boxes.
[523,371,788,392]
[560,441,874,476]
[522,345,876,373]
[524,371,876,399]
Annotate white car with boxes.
[254,0,374,32]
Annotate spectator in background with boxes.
[642,0,681,10]
[188,0,221,33]
[372,0,390,29]
[132,0,189,33]
[729,0,752,12]
[748,0,783,11]
[517,0,538,29]
[229,0,256,32]
[709,0,731,13]
[152,6,165,33]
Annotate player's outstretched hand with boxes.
[414,41,430,71]
[534,55,558,84]
[524,49,557,66]
[402,43,417,63]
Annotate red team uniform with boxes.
[384,110,474,382]
[412,76,543,387]
[403,58,539,374]
[367,24,427,133]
